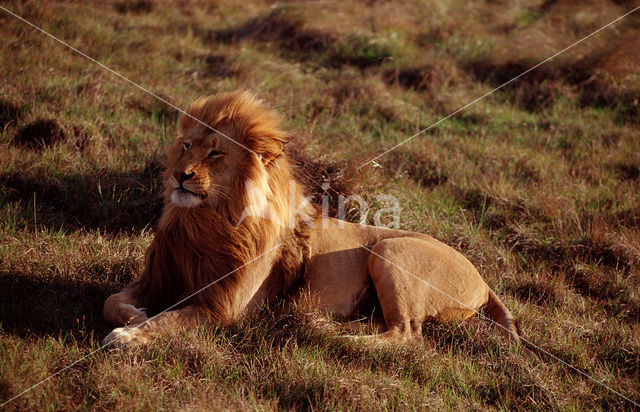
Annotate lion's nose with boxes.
[173,171,195,183]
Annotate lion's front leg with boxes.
[103,282,148,326]
[103,305,200,348]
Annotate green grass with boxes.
[1,0,640,410]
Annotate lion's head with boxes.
[162,91,296,222]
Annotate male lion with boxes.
[103,91,519,346]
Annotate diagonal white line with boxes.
[357,5,640,170]
[0,243,282,407]
[0,5,270,164]
[358,242,640,407]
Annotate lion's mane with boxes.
[131,92,316,322]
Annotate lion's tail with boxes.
[484,289,520,343]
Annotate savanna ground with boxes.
[1,0,640,409]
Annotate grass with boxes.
[1,0,639,409]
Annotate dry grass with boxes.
[1,0,639,409]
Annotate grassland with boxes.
[1,0,639,410]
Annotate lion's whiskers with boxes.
[208,184,235,200]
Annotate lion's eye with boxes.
[208,149,224,158]
[183,141,191,151]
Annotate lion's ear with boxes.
[261,140,284,165]
[250,132,286,165]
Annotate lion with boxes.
[103,91,519,346]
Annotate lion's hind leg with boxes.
[363,237,488,344]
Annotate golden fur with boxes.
[103,91,518,347]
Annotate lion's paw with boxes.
[122,304,149,325]
[103,325,149,348]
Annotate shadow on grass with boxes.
[211,8,330,58]
[462,55,640,119]
[210,7,392,69]
[0,272,114,339]
[0,159,163,235]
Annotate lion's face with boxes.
[165,123,241,208]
